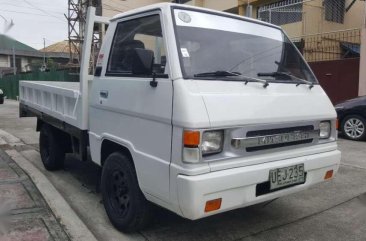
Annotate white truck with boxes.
[19,3,341,232]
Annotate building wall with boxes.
[102,0,170,17]
[100,0,364,63]
[102,0,365,37]
[102,0,239,17]
[0,55,48,73]
[251,0,365,38]
[202,0,238,11]
[301,0,364,37]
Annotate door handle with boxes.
[100,90,109,99]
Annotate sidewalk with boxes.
[0,148,70,241]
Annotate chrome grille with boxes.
[231,125,318,152]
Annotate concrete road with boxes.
[1,99,366,241]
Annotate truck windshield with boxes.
[173,9,317,84]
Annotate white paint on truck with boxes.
[19,3,341,231]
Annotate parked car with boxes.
[0,89,4,104]
[335,96,366,141]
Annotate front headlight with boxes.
[202,130,224,155]
[319,121,331,139]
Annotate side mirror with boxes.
[131,48,154,75]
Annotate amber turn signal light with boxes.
[324,170,333,180]
[184,130,200,147]
[205,198,222,212]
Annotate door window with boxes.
[107,14,167,76]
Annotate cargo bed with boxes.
[19,81,83,129]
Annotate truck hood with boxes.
[193,80,336,127]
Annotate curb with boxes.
[6,149,98,241]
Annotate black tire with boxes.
[39,124,66,170]
[0,97,3,104]
[101,152,152,232]
[341,115,366,141]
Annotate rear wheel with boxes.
[341,115,366,141]
[101,152,152,232]
[39,124,66,170]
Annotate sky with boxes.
[0,0,68,50]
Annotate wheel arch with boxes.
[340,111,366,126]
[100,139,134,167]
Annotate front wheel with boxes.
[101,152,152,232]
[341,115,366,141]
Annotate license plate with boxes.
[269,164,305,190]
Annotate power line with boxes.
[0,2,65,14]
[22,0,65,22]
[0,9,67,22]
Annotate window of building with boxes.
[107,14,167,75]
[258,0,303,26]
[324,0,345,23]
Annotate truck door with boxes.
[89,12,173,202]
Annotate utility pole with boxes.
[65,0,100,66]
[359,1,366,96]
[43,38,46,67]
[12,46,16,75]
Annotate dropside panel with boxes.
[19,81,83,129]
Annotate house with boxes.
[0,34,41,76]
[0,35,73,77]
[41,40,78,66]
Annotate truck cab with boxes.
[19,3,341,232]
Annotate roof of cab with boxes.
[110,2,280,30]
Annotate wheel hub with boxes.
[344,118,365,139]
[110,170,130,216]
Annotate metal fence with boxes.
[258,0,304,26]
[291,28,361,62]
[0,70,79,100]
[257,0,361,62]
[258,0,349,33]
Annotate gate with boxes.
[293,29,361,104]
[309,58,360,104]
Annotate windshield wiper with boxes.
[258,71,314,89]
[242,76,269,88]
[194,71,241,77]
[194,71,269,88]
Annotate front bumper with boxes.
[176,150,341,220]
